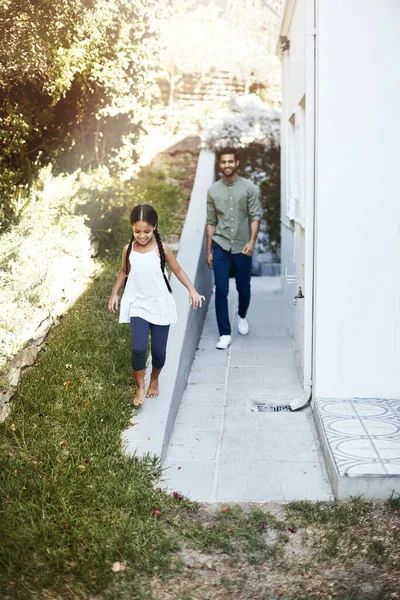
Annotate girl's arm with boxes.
[108,245,128,313]
[164,244,205,309]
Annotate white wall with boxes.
[285,0,307,111]
[314,0,400,399]
[280,0,307,346]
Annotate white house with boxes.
[278,0,400,498]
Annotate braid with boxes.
[154,229,172,294]
[125,234,134,281]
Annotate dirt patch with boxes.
[146,501,400,600]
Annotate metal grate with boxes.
[253,404,292,412]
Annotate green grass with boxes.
[0,252,185,599]
[0,149,198,599]
[284,497,399,566]
[180,505,288,565]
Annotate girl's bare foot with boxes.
[133,388,145,406]
[146,378,159,398]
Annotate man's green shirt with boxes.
[207,175,261,254]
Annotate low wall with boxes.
[122,149,215,460]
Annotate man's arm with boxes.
[242,182,261,255]
[206,224,216,268]
[206,191,217,268]
[242,220,260,255]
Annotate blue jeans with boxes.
[212,242,252,336]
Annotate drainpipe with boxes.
[290,0,316,411]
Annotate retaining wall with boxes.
[122,149,215,460]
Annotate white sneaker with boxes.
[237,313,249,335]
[216,335,232,349]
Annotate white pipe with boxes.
[291,0,316,410]
[290,384,312,411]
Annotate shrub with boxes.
[0,166,96,372]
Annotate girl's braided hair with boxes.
[127,204,172,294]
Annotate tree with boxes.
[0,0,165,231]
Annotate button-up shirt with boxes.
[206,176,261,254]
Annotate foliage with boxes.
[0,0,165,231]
[0,166,95,370]
[241,141,281,261]
[78,165,186,252]
[202,94,280,150]
[0,159,186,373]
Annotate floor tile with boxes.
[223,410,312,431]
[183,383,226,404]
[189,365,227,384]
[233,326,291,341]
[334,438,380,460]
[220,429,319,463]
[328,418,367,436]
[317,399,357,418]
[230,345,298,367]
[174,413,222,431]
[280,461,332,501]
[384,463,400,475]
[176,402,225,420]
[193,349,229,367]
[162,460,215,501]
[372,439,400,460]
[167,430,219,461]
[216,460,285,502]
[352,401,389,417]
[363,419,399,437]
[228,366,303,386]
[344,462,387,476]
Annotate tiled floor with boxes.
[162,277,333,502]
[316,398,400,476]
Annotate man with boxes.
[206,147,261,349]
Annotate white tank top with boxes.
[119,246,177,325]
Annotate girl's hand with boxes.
[108,293,119,314]
[189,290,205,309]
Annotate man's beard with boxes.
[222,165,238,177]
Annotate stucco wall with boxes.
[314,0,400,398]
[280,0,307,365]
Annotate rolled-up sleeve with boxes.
[206,191,218,226]
[247,183,261,222]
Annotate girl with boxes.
[108,204,205,407]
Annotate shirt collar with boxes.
[222,175,238,187]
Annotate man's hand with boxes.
[207,250,213,269]
[242,241,255,256]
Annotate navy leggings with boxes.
[130,317,170,371]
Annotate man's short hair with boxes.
[217,146,240,162]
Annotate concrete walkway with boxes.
[162,276,332,502]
